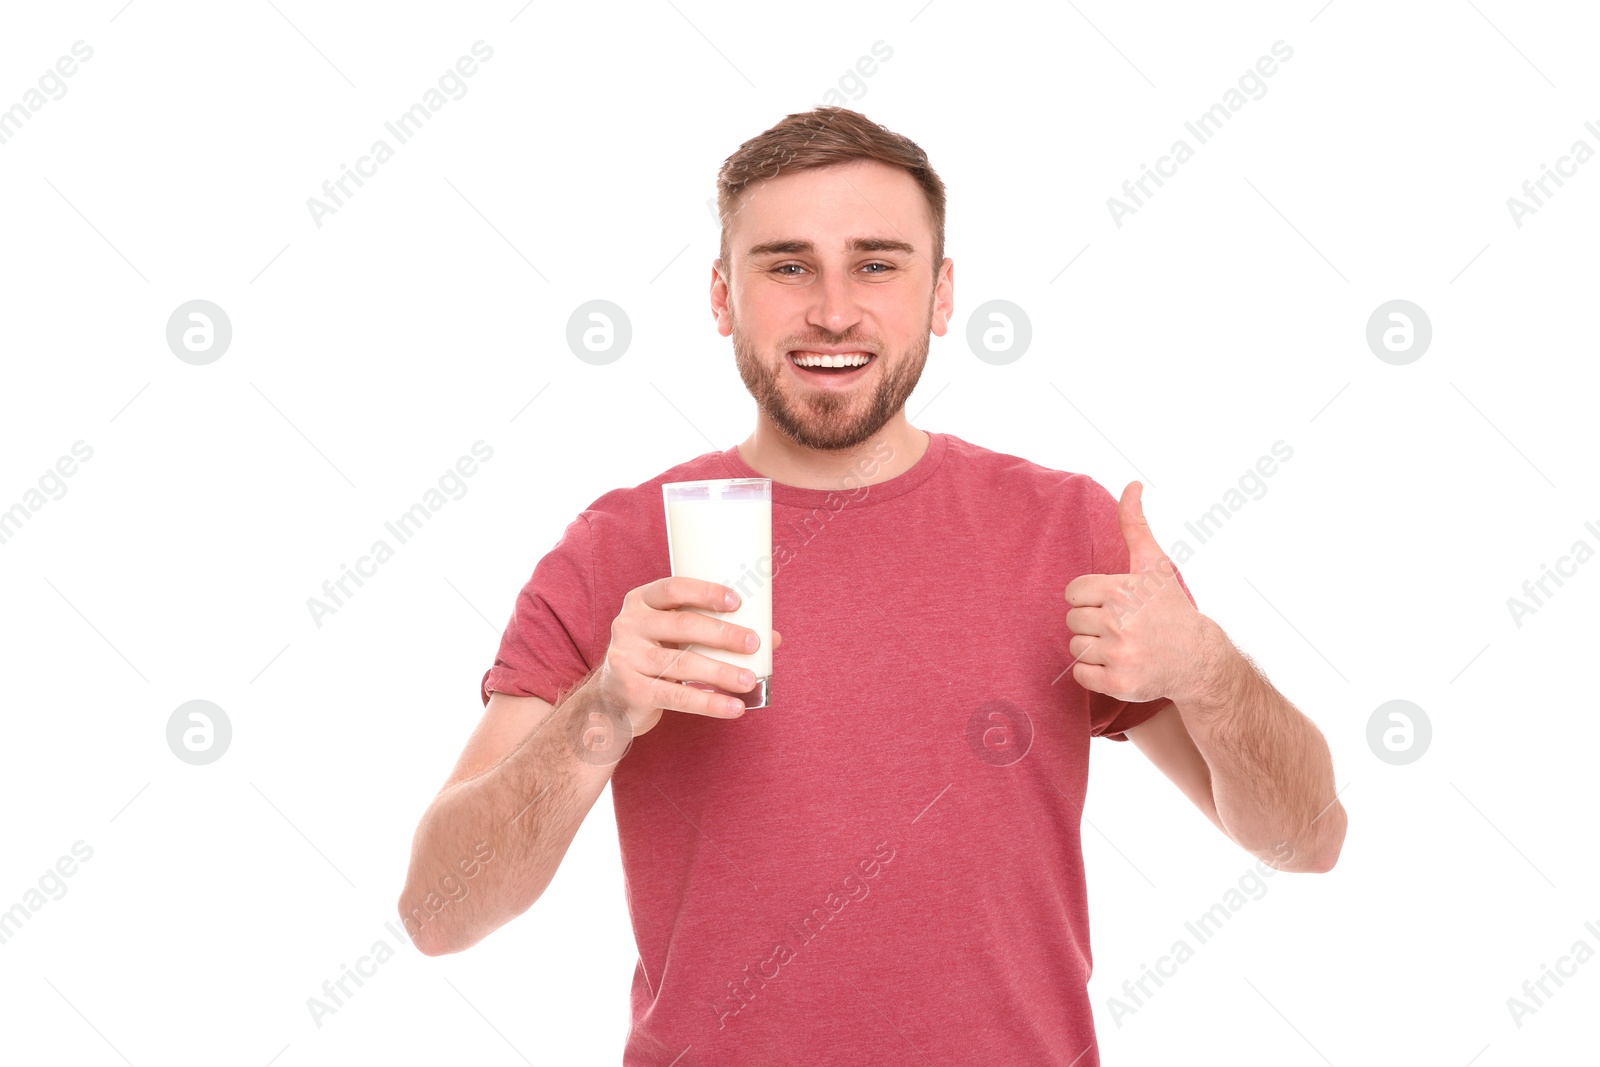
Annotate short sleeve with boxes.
[480,513,597,707]
[1082,478,1197,742]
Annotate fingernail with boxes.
[725,592,739,608]
[744,632,758,651]
[739,670,755,687]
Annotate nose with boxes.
[807,263,864,339]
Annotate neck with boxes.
[737,413,929,490]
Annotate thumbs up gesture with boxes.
[1064,482,1216,705]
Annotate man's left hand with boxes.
[1064,481,1218,705]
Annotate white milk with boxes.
[664,495,772,679]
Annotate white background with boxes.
[1,1,1597,1064]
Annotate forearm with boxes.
[400,676,617,955]
[1175,620,1346,872]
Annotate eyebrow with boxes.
[745,237,918,258]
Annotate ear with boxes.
[710,261,733,337]
[929,257,954,337]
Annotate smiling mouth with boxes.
[787,350,876,375]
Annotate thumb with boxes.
[1117,481,1165,572]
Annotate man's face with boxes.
[712,159,953,452]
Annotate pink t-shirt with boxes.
[482,432,1193,1065]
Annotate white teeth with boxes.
[793,352,871,368]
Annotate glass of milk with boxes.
[661,477,772,709]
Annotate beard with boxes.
[731,300,931,453]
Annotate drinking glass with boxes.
[661,477,772,708]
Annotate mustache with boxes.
[783,340,879,352]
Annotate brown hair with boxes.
[715,106,946,278]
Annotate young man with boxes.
[399,106,1346,1065]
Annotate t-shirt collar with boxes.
[716,431,948,509]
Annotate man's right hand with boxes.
[594,576,781,738]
